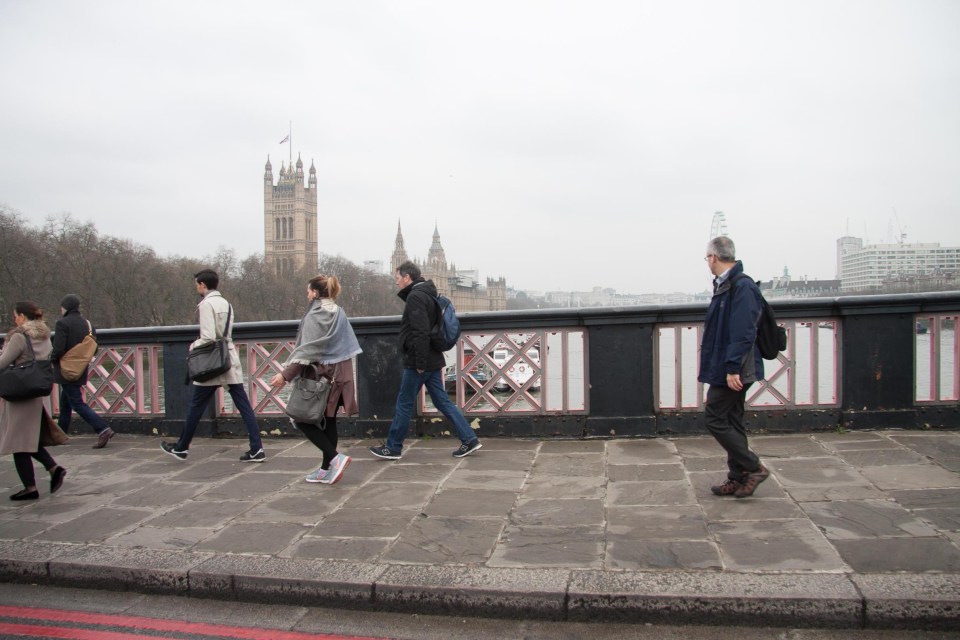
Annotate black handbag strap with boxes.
[18,332,37,363]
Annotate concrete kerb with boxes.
[1,541,959,629]
[567,570,864,628]
[852,574,960,631]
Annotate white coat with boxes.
[192,290,244,387]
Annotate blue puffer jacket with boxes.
[698,261,764,387]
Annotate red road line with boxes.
[0,605,384,640]
[0,621,179,639]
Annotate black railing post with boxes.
[839,298,919,429]
[160,342,214,437]
[585,320,656,437]
[353,333,402,439]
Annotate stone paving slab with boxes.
[2,432,960,629]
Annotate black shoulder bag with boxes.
[0,335,54,401]
[186,305,233,382]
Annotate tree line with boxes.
[0,205,403,330]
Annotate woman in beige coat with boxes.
[0,301,67,500]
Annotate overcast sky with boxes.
[1,0,958,296]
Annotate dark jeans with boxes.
[176,384,264,452]
[386,368,477,453]
[58,383,108,434]
[705,383,761,480]
[297,415,338,469]
[13,448,57,489]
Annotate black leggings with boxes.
[13,448,57,488]
[296,416,338,469]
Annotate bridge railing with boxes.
[2,292,957,438]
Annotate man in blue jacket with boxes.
[699,237,769,498]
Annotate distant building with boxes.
[837,236,960,293]
[759,267,841,299]
[263,155,318,275]
[363,260,384,274]
[390,222,506,312]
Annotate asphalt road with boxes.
[1,583,959,640]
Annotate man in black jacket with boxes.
[369,261,481,460]
[51,294,114,448]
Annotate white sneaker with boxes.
[305,467,328,483]
[321,453,351,485]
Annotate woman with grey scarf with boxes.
[270,275,362,484]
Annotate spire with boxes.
[391,219,409,272]
[427,223,447,270]
[308,159,317,187]
[296,153,303,171]
[264,155,273,184]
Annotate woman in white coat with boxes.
[160,269,265,462]
[0,301,67,500]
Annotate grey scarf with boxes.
[285,299,362,366]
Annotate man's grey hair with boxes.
[707,236,736,262]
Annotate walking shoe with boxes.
[305,467,328,483]
[322,453,352,485]
[453,440,482,458]
[734,465,770,498]
[240,448,266,463]
[161,442,188,460]
[50,466,67,494]
[93,427,115,449]
[10,489,39,501]
[369,444,401,460]
[710,478,743,496]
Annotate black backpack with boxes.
[727,274,787,360]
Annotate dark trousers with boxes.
[176,384,264,452]
[705,383,761,480]
[297,416,338,470]
[58,383,108,434]
[13,448,57,488]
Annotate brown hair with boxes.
[14,301,44,321]
[308,274,341,301]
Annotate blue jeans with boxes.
[386,368,477,453]
[176,384,264,452]
[58,384,108,434]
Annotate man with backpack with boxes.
[369,261,482,460]
[51,294,115,448]
[699,237,769,498]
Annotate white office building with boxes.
[837,236,960,292]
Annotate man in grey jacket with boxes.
[161,270,265,462]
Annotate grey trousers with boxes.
[705,383,761,480]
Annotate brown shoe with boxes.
[710,478,743,496]
[93,428,115,449]
[734,465,770,498]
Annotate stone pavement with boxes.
[1,430,959,629]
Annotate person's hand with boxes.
[269,373,286,388]
[417,369,424,374]
[726,373,743,391]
